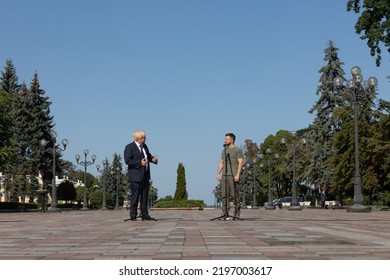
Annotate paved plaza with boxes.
[0,208,390,260]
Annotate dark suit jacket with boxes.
[124,141,157,182]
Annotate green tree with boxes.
[0,90,15,170]
[110,153,127,207]
[174,163,188,200]
[57,180,76,203]
[259,132,287,199]
[307,41,345,195]
[0,59,18,171]
[29,175,40,202]
[239,139,263,206]
[12,73,55,191]
[0,59,19,94]
[347,0,390,66]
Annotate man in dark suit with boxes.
[124,130,158,221]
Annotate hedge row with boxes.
[154,199,204,208]
[0,202,38,210]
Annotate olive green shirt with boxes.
[220,146,243,176]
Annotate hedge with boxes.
[154,199,204,208]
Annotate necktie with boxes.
[140,145,148,170]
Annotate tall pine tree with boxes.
[174,163,188,200]
[307,41,345,195]
[13,72,55,195]
[0,59,19,94]
[0,59,18,171]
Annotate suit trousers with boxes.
[129,177,150,218]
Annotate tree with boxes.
[0,59,18,171]
[0,59,19,94]
[57,180,76,203]
[0,90,15,170]
[29,175,40,202]
[347,0,390,66]
[259,132,287,199]
[110,153,127,207]
[174,163,188,200]
[307,41,345,195]
[12,73,55,190]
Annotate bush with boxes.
[377,191,390,207]
[0,202,38,210]
[154,199,204,208]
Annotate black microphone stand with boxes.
[211,145,239,221]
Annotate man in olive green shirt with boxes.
[216,133,243,219]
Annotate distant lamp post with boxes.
[333,66,377,213]
[115,167,121,210]
[242,164,249,207]
[75,150,96,211]
[96,160,109,210]
[252,155,260,208]
[281,133,306,211]
[40,131,68,212]
[263,148,279,210]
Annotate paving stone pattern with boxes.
[1,208,390,260]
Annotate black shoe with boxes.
[130,217,137,221]
[142,215,157,221]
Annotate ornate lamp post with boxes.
[241,164,248,208]
[40,131,68,212]
[263,148,279,210]
[96,160,109,210]
[75,150,96,211]
[281,133,306,211]
[333,66,377,213]
[115,167,121,210]
[252,156,260,208]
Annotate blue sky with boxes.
[2,0,389,205]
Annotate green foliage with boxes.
[307,41,345,192]
[0,59,18,94]
[377,191,390,207]
[0,202,38,210]
[89,190,103,209]
[154,199,204,208]
[0,90,16,170]
[174,163,188,200]
[57,180,76,202]
[347,0,390,66]
[75,186,85,204]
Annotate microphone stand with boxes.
[211,145,239,221]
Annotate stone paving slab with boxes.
[0,208,389,260]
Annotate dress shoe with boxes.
[130,217,137,221]
[141,215,157,221]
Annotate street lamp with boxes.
[333,66,377,213]
[242,164,248,207]
[75,150,96,211]
[252,156,260,208]
[96,160,109,210]
[115,167,121,210]
[263,148,279,210]
[40,131,68,212]
[281,133,306,211]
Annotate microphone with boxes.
[223,144,229,148]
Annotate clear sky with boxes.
[2,0,389,205]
